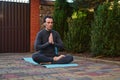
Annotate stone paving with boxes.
[0,53,120,80]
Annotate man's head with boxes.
[43,16,54,31]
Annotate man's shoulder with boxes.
[52,30,58,34]
[38,29,45,34]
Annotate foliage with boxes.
[91,0,120,56]
[72,0,114,11]
[53,0,73,40]
[64,12,91,52]
[72,11,87,19]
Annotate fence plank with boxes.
[0,1,30,53]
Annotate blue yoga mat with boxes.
[23,57,78,68]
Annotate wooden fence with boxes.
[0,1,30,53]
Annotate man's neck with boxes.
[45,28,51,31]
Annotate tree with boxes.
[91,0,120,56]
[64,15,90,53]
[72,0,114,11]
[53,0,72,40]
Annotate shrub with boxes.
[53,0,72,40]
[91,0,120,56]
[64,12,90,52]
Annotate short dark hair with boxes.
[43,16,54,23]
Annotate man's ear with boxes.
[43,23,46,26]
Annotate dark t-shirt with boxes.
[34,29,64,57]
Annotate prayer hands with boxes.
[49,33,54,44]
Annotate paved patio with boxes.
[0,53,120,80]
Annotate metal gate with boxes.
[0,1,30,53]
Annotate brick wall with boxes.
[30,0,40,52]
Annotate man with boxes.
[32,16,73,64]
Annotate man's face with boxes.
[45,18,53,31]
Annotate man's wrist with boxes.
[52,41,54,44]
[53,56,58,61]
[49,41,54,44]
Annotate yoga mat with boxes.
[42,63,78,68]
[23,57,78,68]
[23,57,38,65]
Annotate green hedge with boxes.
[64,16,90,53]
[53,0,72,40]
[91,0,120,56]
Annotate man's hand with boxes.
[49,33,54,44]
[53,55,65,61]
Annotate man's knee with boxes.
[32,53,41,64]
[60,54,74,64]
[66,54,74,62]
